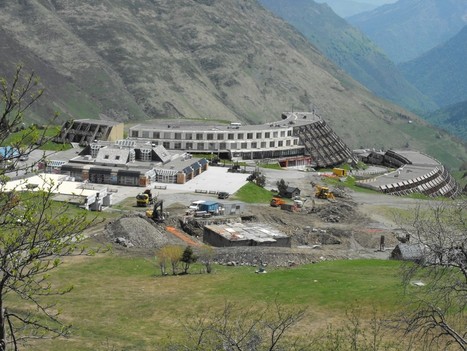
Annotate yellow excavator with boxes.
[146,200,167,223]
[136,189,155,207]
[315,185,335,200]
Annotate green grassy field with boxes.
[234,181,278,203]
[24,255,404,351]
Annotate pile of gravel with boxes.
[104,215,183,249]
[309,202,356,223]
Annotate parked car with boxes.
[217,192,229,199]
[19,154,29,161]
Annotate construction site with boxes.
[12,113,461,266]
[100,166,414,267]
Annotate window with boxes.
[153,132,160,139]
[207,133,214,140]
[104,155,109,159]
[131,130,138,137]
[219,142,226,149]
[228,133,235,140]
[174,133,182,140]
[278,141,283,147]
[265,132,270,138]
[286,140,291,146]
[287,130,292,136]
[163,142,170,148]
[174,142,182,149]
[237,133,244,140]
[261,142,266,148]
[247,133,253,139]
[197,143,204,150]
[163,132,171,139]
[280,131,285,137]
[241,142,247,149]
[186,133,193,140]
[256,132,262,139]
[217,134,224,140]
[115,155,121,160]
[230,143,237,149]
[251,142,257,148]
[270,141,275,147]
[273,131,278,138]
[196,133,203,140]
[142,131,150,138]
[186,142,193,150]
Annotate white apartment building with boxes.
[129,112,355,167]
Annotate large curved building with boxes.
[129,112,355,168]
[356,150,461,198]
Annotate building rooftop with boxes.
[205,222,289,243]
[130,112,322,133]
[363,164,441,188]
[73,119,122,127]
[390,150,440,166]
[3,174,105,198]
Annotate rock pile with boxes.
[309,202,356,223]
[103,215,185,249]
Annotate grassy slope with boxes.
[26,256,403,351]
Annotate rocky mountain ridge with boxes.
[260,0,436,114]
[348,0,467,63]
[0,0,465,167]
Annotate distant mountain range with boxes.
[259,0,436,114]
[314,0,376,17]
[399,26,467,108]
[0,0,465,168]
[348,0,467,63]
[314,0,396,17]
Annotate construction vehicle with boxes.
[293,199,304,208]
[270,197,286,207]
[136,189,154,207]
[315,185,335,200]
[189,200,206,210]
[332,168,348,177]
[146,200,167,223]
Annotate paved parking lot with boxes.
[109,167,251,206]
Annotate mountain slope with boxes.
[0,0,465,168]
[348,0,467,63]
[314,0,377,17]
[425,100,467,141]
[399,26,467,109]
[259,0,436,114]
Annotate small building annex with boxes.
[57,140,209,187]
[203,222,291,248]
[3,174,111,211]
[55,119,124,145]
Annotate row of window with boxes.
[153,139,299,150]
[132,129,293,140]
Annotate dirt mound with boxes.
[308,202,357,223]
[103,215,186,249]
